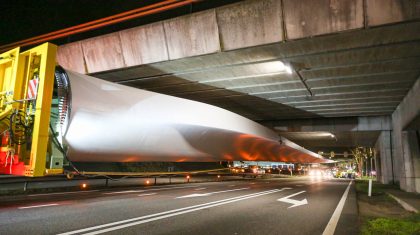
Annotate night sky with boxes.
[0,0,242,47]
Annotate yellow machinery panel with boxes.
[0,43,60,177]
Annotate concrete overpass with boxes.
[55,0,420,192]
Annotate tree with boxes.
[351,147,374,177]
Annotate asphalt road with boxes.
[0,177,357,235]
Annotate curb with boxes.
[387,193,419,213]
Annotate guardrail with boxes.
[0,173,244,195]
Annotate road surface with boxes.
[0,177,358,235]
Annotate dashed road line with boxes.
[138,193,157,197]
[19,203,59,209]
[28,190,99,197]
[103,190,145,195]
[176,188,250,199]
[103,185,199,195]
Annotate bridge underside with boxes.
[57,0,420,121]
[56,0,420,192]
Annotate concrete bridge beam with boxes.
[57,0,420,75]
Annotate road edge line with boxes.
[322,180,352,235]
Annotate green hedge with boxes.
[362,214,420,235]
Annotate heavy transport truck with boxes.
[0,43,329,177]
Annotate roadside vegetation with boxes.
[362,213,420,235]
[355,180,420,235]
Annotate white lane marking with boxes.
[176,187,249,199]
[138,193,156,197]
[250,183,256,185]
[277,191,307,208]
[18,203,59,209]
[147,185,198,192]
[228,185,236,187]
[194,188,206,191]
[58,189,282,235]
[79,190,282,235]
[103,190,145,195]
[146,184,198,189]
[103,185,198,195]
[322,180,352,235]
[28,190,99,197]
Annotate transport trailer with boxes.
[0,43,330,178]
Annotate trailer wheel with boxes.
[66,172,74,180]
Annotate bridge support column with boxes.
[397,131,420,193]
[391,78,420,193]
[375,131,395,184]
